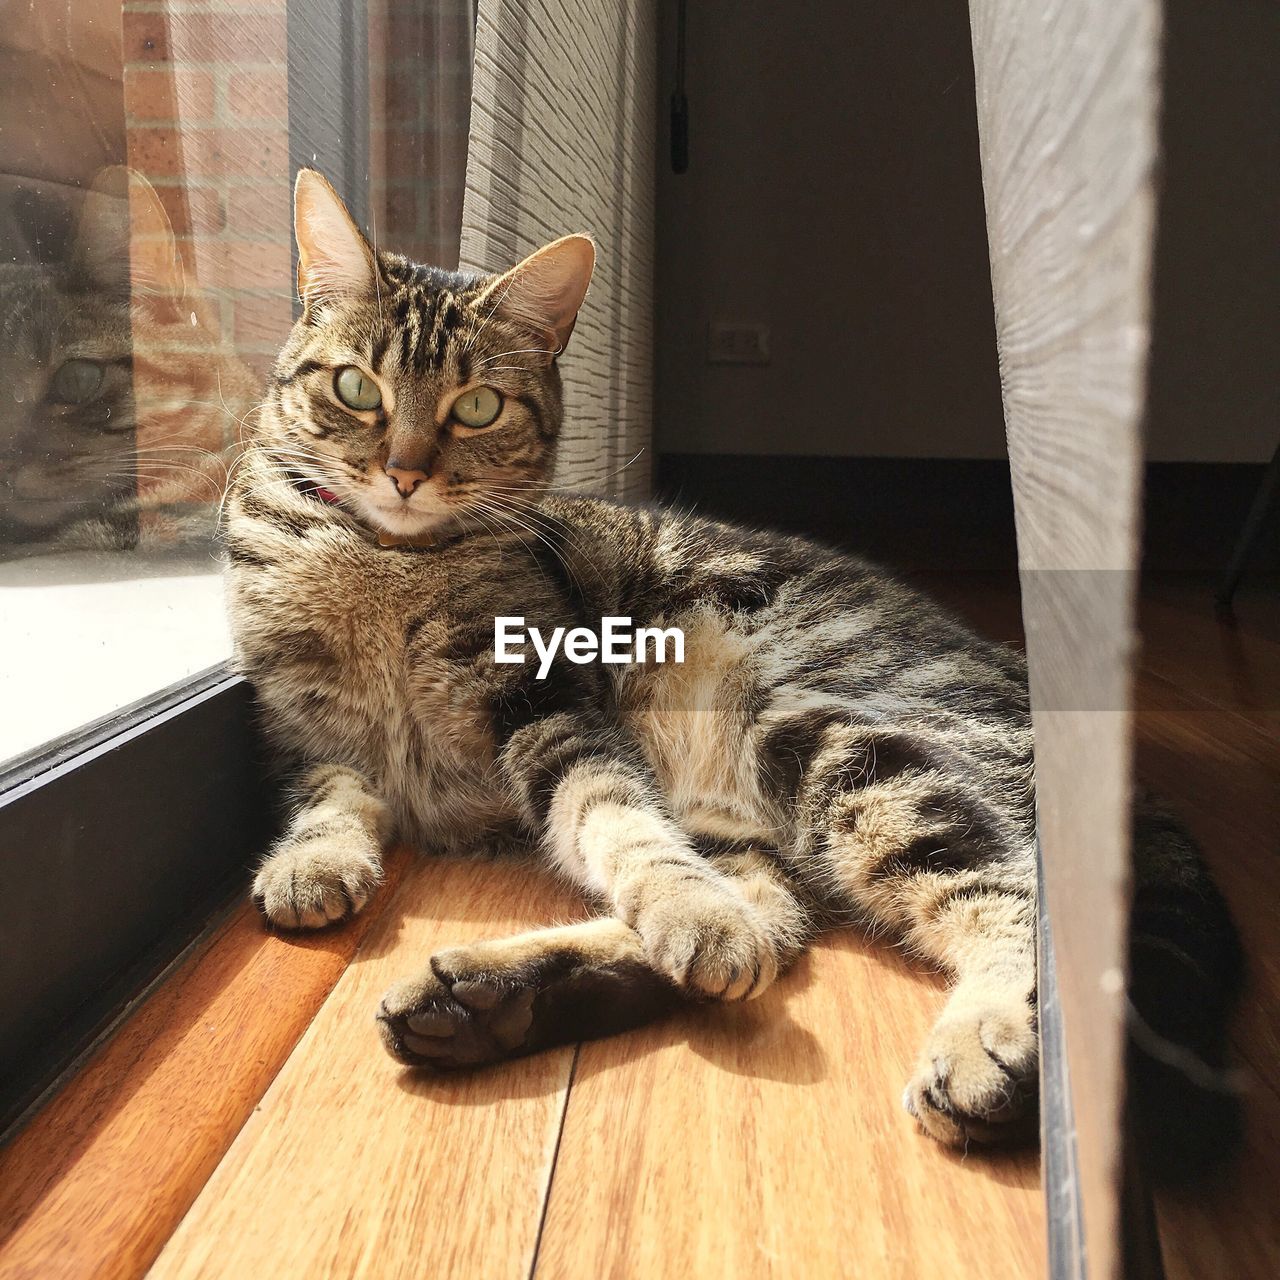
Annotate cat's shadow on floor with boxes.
[386,932,899,1096]
[354,852,1034,1181]
[384,922,1039,1187]
[385,946,832,1108]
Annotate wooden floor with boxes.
[929,572,1280,1280]
[0,572,1274,1279]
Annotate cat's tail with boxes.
[1126,793,1245,1185]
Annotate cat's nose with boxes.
[384,464,429,497]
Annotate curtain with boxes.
[968,1,1160,1275]
[460,0,656,499]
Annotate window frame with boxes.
[0,0,381,1140]
[0,667,271,1134]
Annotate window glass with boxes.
[0,1,473,765]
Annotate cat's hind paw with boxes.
[377,921,681,1070]
[635,882,777,1002]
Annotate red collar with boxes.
[289,470,342,505]
[289,472,444,550]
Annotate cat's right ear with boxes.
[294,170,376,311]
[476,235,596,358]
[71,167,184,306]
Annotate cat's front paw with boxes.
[635,881,776,1002]
[903,998,1038,1145]
[252,836,382,930]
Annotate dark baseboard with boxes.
[655,454,1018,572]
[656,453,1279,578]
[0,671,274,1137]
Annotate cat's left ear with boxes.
[294,169,376,310]
[479,235,595,358]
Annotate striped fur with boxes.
[228,177,1239,1159]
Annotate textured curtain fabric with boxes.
[968,1,1159,1274]
[460,0,656,499]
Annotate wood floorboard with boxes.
[0,850,408,1280]
[3,571,1272,1279]
[534,931,1044,1280]
[1137,595,1279,739]
[1133,672,1280,1280]
[148,857,584,1280]
[928,571,1280,1277]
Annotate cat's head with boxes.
[260,170,594,542]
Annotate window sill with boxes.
[0,551,229,768]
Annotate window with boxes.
[0,0,475,767]
[0,0,475,1129]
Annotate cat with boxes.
[0,167,250,556]
[227,170,1241,1162]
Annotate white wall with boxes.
[1143,0,1278,463]
[655,1,1278,464]
[654,1,1006,459]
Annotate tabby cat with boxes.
[228,171,1240,1159]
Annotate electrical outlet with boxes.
[707,322,771,365]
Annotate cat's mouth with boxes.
[291,463,489,544]
[345,476,460,540]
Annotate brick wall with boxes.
[368,0,474,270]
[122,1,294,389]
[121,0,475,384]
[114,0,476,523]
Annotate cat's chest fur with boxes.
[228,519,513,846]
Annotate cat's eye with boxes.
[49,358,105,405]
[334,366,382,411]
[451,385,503,430]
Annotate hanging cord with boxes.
[670,0,689,172]
[1125,1001,1249,1096]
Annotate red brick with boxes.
[379,183,419,238]
[123,11,286,66]
[124,0,283,7]
[207,238,293,291]
[386,8,474,53]
[225,182,293,240]
[125,67,216,122]
[378,125,470,180]
[372,73,424,125]
[122,11,169,65]
[225,70,288,122]
[157,184,227,238]
[133,0,285,8]
[128,127,288,179]
[128,126,183,177]
[241,349,280,382]
[233,293,294,350]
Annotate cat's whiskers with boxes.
[452,504,516,574]
[212,370,272,446]
[474,347,558,367]
[473,491,612,590]
[482,447,646,497]
[459,497,567,595]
